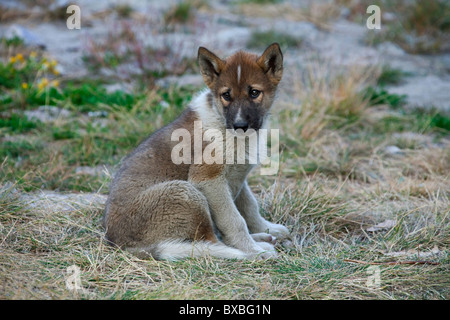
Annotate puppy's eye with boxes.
[249,89,261,99]
[222,92,231,102]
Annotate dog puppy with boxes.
[103,43,290,260]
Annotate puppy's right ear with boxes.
[198,47,225,89]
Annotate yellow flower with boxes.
[21,83,29,89]
[38,78,49,90]
[16,53,24,63]
[9,53,25,64]
[30,51,37,59]
[51,80,59,87]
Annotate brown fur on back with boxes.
[103,108,209,247]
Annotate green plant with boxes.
[0,35,24,47]
[409,108,450,132]
[377,66,410,86]
[164,1,194,24]
[0,51,61,109]
[363,86,406,108]
[428,112,450,131]
[0,138,44,160]
[247,30,303,50]
[62,83,139,111]
[0,113,40,133]
[114,4,134,18]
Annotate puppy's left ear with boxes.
[257,43,283,85]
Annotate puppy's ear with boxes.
[198,47,225,89]
[256,43,283,86]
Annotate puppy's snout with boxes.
[233,121,249,132]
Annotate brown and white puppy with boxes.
[103,43,290,260]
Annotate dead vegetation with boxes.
[0,0,449,300]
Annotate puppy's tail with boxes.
[128,240,247,261]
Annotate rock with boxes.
[103,83,133,94]
[0,181,20,199]
[388,75,450,111]
[48,0,71,12]
[4,24,46,49]
[367,219,397,232]
[21,191,107,214]
[377,42,406,56]
[87,111,108,118]
[159,100,170,109]
[384,145,402,155]
[272,21,318,43]
[340,7,350,19]
[156,74,204,88]
[382,12,396,22]
[24,106,71,123]
[206,27,252,50]
[0,0,28,10]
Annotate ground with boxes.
[0,0,449,299]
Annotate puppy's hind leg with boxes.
[118,180,247,260]
[135,180,218,243]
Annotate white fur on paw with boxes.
[246,242,277,259]
[257,250,277,259]
[251,232,276,244]
[256,241,275,252]
[265,222,290,239]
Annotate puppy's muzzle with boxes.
[233,121,249,132]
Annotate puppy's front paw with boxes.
[265,222,290,240]
[251,232,276,245]
[252,242,277,260]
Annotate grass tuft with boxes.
[247,30,303,51]
[359,0,450,53]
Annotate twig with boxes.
[343,259,440,266]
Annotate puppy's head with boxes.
[198,43,283,131]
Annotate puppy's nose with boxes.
[233,121,249,132]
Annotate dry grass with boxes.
[0,0,449,300]
[239,0,450,53]
[2,51,449,299]
[278,62,376,141]
[82,20,198,86]
[1,61,449,300]
[2,170,447,299]
[342,0,450,53]
[236,0,341,30]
